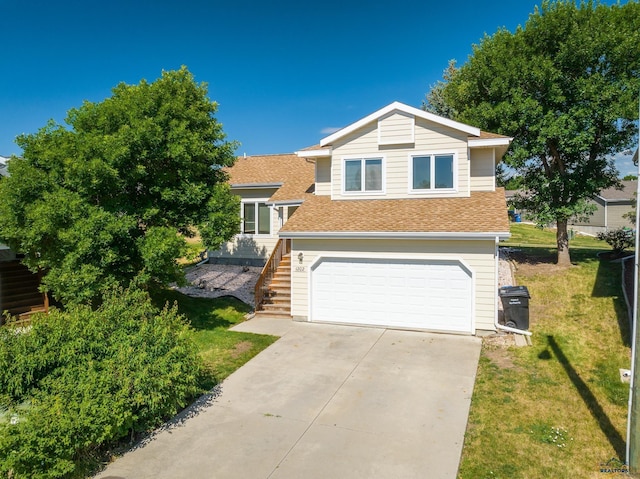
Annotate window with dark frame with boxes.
[243,202,271,234]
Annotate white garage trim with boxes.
[308,254,475,334]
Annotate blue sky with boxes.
[1,0,637,176]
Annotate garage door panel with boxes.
[311,258,472,333]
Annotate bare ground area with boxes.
[173,264,262,307]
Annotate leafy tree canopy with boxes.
[0,67,240,304]
[425,0,640,265]
[0,287,201,477]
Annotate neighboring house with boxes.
[567,181,637,235]
[506,180,637,234]
[211,102,512,335]
[0,155,47,320]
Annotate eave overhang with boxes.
[279,231,511,241]
[266,199,305,206]
[468,138,512,148]
[230,182,283,189]
[296,148,332,158]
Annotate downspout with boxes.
[494,235,533,336]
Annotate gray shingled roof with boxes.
[597,180,637,202]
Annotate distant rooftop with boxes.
[597,180,637,202]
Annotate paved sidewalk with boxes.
[97,318,481,479]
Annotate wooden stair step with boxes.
[271,277,290,284]
[264,291,290,298]
[254,310,292,318]
[6,304,46,316]
[263,296,290,305]
[259,303,291,312]
[17,307,48,321]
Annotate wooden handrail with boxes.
[254,238,291,311]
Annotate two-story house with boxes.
[210,102,512,335]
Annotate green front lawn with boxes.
[503,222,609,249]
[151,289,278,389]
[459,224,631,478]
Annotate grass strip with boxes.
[459,225,630,478]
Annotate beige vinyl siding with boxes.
[209,187,279,262]
[208,234,277,261]
[315,158,331,196]
[290,238,497,333]
[330,118,469,199]
[470,148,495,191]
[378,112,414,145]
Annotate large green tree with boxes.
[425,0,640,265]
[0,67,240,304]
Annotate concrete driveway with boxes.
[96,318,481,479]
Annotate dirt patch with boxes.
[508,250,568,277]
[230,340,253,359]
[482,334,518,370]
[483,334,516,348]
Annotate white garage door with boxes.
[310,258,473,333]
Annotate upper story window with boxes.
[242,201,270,235]
[410,153,456,192]
[343,157,383,193]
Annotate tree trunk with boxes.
[556,219,572,266]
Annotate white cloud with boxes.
[611,150,638,178]
[320,127,341,135]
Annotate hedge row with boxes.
[0,287,202,478]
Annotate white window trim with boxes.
[240,199,272,236]
[408,150,458,194]
[341,155,386,196]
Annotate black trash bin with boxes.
[499,286,531,330]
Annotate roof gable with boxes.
[319,101,481,147]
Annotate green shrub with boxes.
[596,227,635,254]
[0,287,202,478]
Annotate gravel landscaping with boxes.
[173,264,262,307]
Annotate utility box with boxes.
[499,286,531,330]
